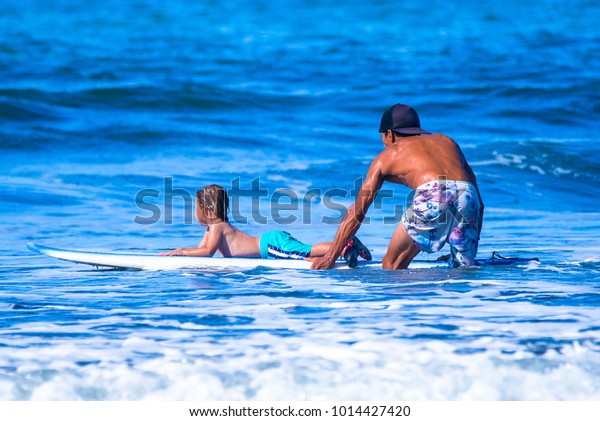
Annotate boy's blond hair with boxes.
[196,184,229,222]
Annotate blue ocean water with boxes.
[1,0,599,400]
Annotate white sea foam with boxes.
[1,268,599,401]
[2,331,598,401]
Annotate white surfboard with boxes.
[28,243,536,271]
[27,243,433,270]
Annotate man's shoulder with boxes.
[415,133,459,149]
[372,148,393,166]
[422,133,452,141]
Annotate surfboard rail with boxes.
[27,243,538,271]
[27,243,375,270]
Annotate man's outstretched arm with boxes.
[311,156,385,270]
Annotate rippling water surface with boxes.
[1,0,599,400]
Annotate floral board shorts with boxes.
[402,180,481,267]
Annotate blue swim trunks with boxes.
[259,231,312,259]
[402,180,481,267]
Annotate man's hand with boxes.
[308,255,336,270]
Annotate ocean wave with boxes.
[473,139,600,182]
[1,331,598,400]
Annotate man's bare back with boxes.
[379,134,475,189]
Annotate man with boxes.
[310,104,484,270]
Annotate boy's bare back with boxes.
[210,222,261,258]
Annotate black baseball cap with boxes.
[379,104,431,135]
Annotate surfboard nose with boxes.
[27,242,42,254]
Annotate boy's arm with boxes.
[310,154,386,270]
[160,225,221,257]
[197,231,209,249]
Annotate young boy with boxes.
[160,184,371,267]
